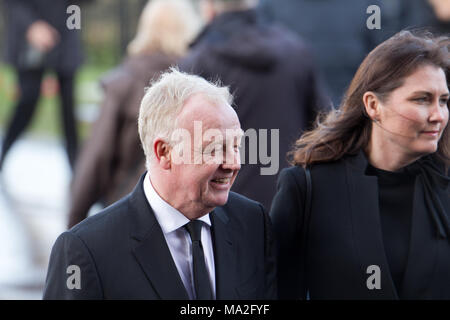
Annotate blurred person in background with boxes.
[429,0,450,24]
[259,0,449,107]
[258,0,375,106]
[368,0,450,42]
[180,0,330,211]
[271,30,449,299]
[67,0,201,228]
[1,0,92,171]
[419,0,450,33]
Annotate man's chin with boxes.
[208,192,230,208]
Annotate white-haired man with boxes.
[180,0,330,211]
[43,69,277,300]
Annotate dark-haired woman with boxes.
[270,30,449,299]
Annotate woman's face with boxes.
[374,64,449,159]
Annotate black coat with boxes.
[180,9,329,210]
[3,0,88,73]
[43,174,277,299]
[270,151,450,299]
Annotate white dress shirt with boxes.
[143,172,216,299]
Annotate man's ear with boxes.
[363,91,381,122]
[154,138,171,170]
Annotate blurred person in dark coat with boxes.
[259,0,449,107]
[258,0,377,106]
[428,0,450,25]
[414,0,450,34]
[67,0,201,228]
[1,0,91,170]
[180,0,330,211]
[368,0,450,44]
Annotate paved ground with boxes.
[0,136,73,299]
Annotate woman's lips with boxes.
[421,130,439,137]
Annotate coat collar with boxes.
[345,151,399,299]
[128,173,240,299]
[128,174,189,300]
[210,206,239,299]
[399,179,440,299]
[345,150,447,299]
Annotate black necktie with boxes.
[185,220,213,300]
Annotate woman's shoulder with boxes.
[279,156,354,190]
[282,156,349,176]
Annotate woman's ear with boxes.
[363,91,381,122]
[154,138,171,170]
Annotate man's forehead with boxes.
[178,94,239,129]
[181,93,224,114]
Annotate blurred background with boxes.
[0,0,151,299]
[0,0,448,299]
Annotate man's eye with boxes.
[439,98,449,106]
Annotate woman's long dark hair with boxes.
[289,30,450,168]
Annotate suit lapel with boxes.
[128,174,189,300]
[346,152,398,299]
[210,206,238,299]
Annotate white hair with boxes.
[138,68,233,169]
[127,0,202,57]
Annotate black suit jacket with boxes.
[270,151,450,300]
[43,174,277,299]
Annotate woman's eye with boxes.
[414,97,428,103]
[439,98,449,106]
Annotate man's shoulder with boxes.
[226,191,263,208]
[219,191,266,222]
[213,192,268,240]
[69,195,132,241]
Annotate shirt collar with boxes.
[143,172,211,234]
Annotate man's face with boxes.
[168,93,242,216]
